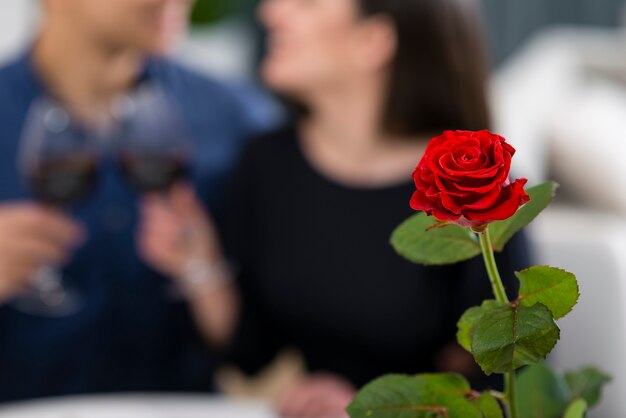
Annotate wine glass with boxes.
[116,84,201,299]
[117,84,190,194]
[15,97,99,316]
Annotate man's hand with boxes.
[0,203,84,302]
[277,373,356,418]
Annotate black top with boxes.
[225,126,530,389]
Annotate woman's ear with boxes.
[353,15,397,72]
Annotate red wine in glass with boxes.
[120,153,188,194]
[28,154,98,206]
[117,84,191,194]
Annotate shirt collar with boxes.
[13,51,45,99]
[16,48,159,99]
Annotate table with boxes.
[0,394,277,418]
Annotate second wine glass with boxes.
[117,84,191,194]
[116,84,205,300]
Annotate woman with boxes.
[140,0,530,416]
[229,0,529,413]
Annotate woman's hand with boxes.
[277,373,356,418]
[137,183,238,347]
[138,183,223,281]
[435,343,482,377]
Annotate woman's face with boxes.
[259,0,391,97]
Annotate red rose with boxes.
[410,130,530,228]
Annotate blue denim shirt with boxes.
[0,52,279,402]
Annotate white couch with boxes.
[491,26,626,417]
[530,208,626,418]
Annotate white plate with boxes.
[0,394,277,418]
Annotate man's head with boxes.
[43,0,194,54]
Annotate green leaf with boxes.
[348,374,490,418]
[471,303,560,374]
[565,367,612,407]
[516,363,570,418]
[489,182,559,252]
[472,393,504,418]
[563,399,588,418]
[516,364,611,418]
[457,300,505,352]
[390,212,481,265]
[516,266,580,319]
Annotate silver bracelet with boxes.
[180,258,233,298]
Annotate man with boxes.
[0,0,275,402]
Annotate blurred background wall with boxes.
[0,0,37,65]
[1,0,624,74]
[484,0,624,64]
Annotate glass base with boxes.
[11,288,83,317]
[10,267,83,317]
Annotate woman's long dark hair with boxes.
[278,0,491,136]
[358,0,492,135]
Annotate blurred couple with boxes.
[0,0,528,417]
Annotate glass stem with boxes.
[478,229,518,418]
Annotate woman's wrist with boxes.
[178,257,233,299]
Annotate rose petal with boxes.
[461,185,502,211]
[410,190,460,221]
[436,178,469,197]
[450,177,500,194]
[462,178,530,222]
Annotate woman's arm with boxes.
[137,183,239,348]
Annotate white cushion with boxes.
[530,207,626,418]
[549,80,626,215]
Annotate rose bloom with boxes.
[410,130,530,228]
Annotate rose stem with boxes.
[478,230,508,303]
[478,229,519,418]
[505,372,518,418]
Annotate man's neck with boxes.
[33,19,143,111]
